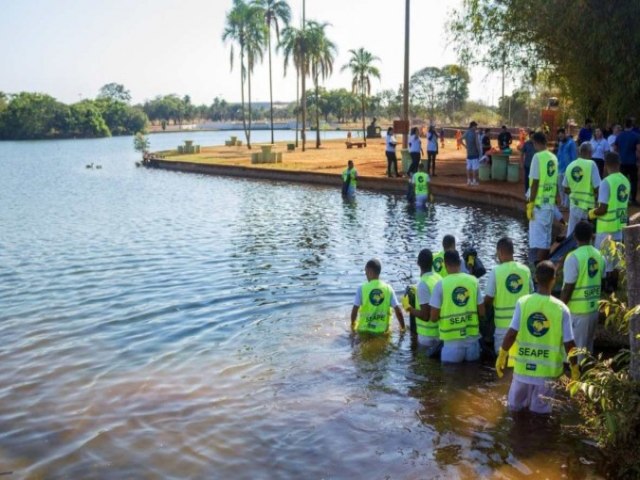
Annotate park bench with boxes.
[346,141,366,149]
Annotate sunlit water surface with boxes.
[0,133,602,479]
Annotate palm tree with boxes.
[223,0,266,149]
[341,48,381,147]
[254,0,291,145]
[306,21,336,148]
[279,25,306,149]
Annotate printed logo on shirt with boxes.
[588,257,599,278]
[546,160,556,177]
[417,176,425,183]
[570,165,584,183]
[369,289,385,306]
[452,286,470,307]
[433,257,444,273]
[527,312,550,337]
[617,184,629,203]
[506,274,524,294]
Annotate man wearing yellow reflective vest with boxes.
[342,160,358,197]
[561,221,605,360]
[429,251,485,363]
[351,259,405,334]
[589,152,631,252]
[484,237,534,363]
[433,235,468,278]
[496,261,579,415]
[404,249,442,354]
[527,132,559,263]
[410,162,432,208]
[562,142,601,236]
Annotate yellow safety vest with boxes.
[566,158,596,209]
[414,272,442,338]
[530,150,558,206]
[342,168,357,189]
[493,261,532,330]
[433,251,447,278]
[565,245,604,314]
[514,294,565,378]
[597,173,630,234]
[414,172,430,195]
[438,273,479,341]
[357,280,393,334]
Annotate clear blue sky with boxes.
[0,0,510,105]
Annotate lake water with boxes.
[0,134,602,478]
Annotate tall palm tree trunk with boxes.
[361,78,366,147]
[315,76,321,149]
[268,25,275,145]
[295,69,299,148]
[247,62,253,150]
[301,67,306,152]
[240,48,249,148]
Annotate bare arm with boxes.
[560,282,575,306]
[350,306,358,330]
[394,305,406,330]
[501,328,518,351]
[484,295,494,311]
[430,306,440,323]
[530,179,539,204]
[408,303,431,321]
[593,202,608,216]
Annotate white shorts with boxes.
[529,206,554,249]
[508,378,554,414]
[466,158,480,171]
[567,206,588,237]
[441,338,480,363]
[572,311,599,356]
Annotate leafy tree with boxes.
[279,24,307,148]
[68,100,111,137]
[0,92,69,139]
[306,21,336,148]
[134,132,150,155]
[254,0,291,144]
[341,48,381,146]
[223,0,267,149]
[98,83,132,103]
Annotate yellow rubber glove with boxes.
[526,202,535,221]
[496,348,509,378]
[588,208,598,220]
[401,294,411,311]
[570,364,581,381]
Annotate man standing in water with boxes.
[496,261,579,414]
[429,251,485,363]
[484,237,534,363]
[404,249,442,354]
[527,132,559,263]
[433,235,468,278]
[351,259,405,334]
[410,162,431,208]
[342,160,358,196]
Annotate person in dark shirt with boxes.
[497,125,513,150]
[614,118,640,205]
[577,119,593,145]
[520,130,536,192]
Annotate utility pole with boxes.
[301,0,307,151]
[402,0,410,148]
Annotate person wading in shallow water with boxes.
[351,259,405,334]
[496,261,579,415]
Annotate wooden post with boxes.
[624,224,640,381]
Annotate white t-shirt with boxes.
[409,134,421,153]
[416,272,439,306]
[590,138,610,160]
[484,265,535,298]
[354,283,399,307]
[598,177,611,204]
[386,134,398,153]
[562,160,601,189]
[607,134,617,148]
[563,252,605,284]
[510,297,574,385]
[427,132,438,152]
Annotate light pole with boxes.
[402,0,410,149]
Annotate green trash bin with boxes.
[507,163,520,183]
[492,154,509,181]
[479,164,491,182]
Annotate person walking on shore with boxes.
[408,127,422,176]
[439,127,445,149]
[520,130,535,193]
[613,118,640,206]
[461,121,482,186]
[427,125,439,176]
[527,132,559,263]
[563,142,600,236]
[455,129,462,151]
[495,261,579,415]
[590,128,610,178]
[498,125,513,151]
[351,259,405,334]
[385,127,400,178]
[560,221,605,362]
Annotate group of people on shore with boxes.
[384,125,442,179]
[343,119,635,416]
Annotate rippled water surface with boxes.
[0,135,602,479]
